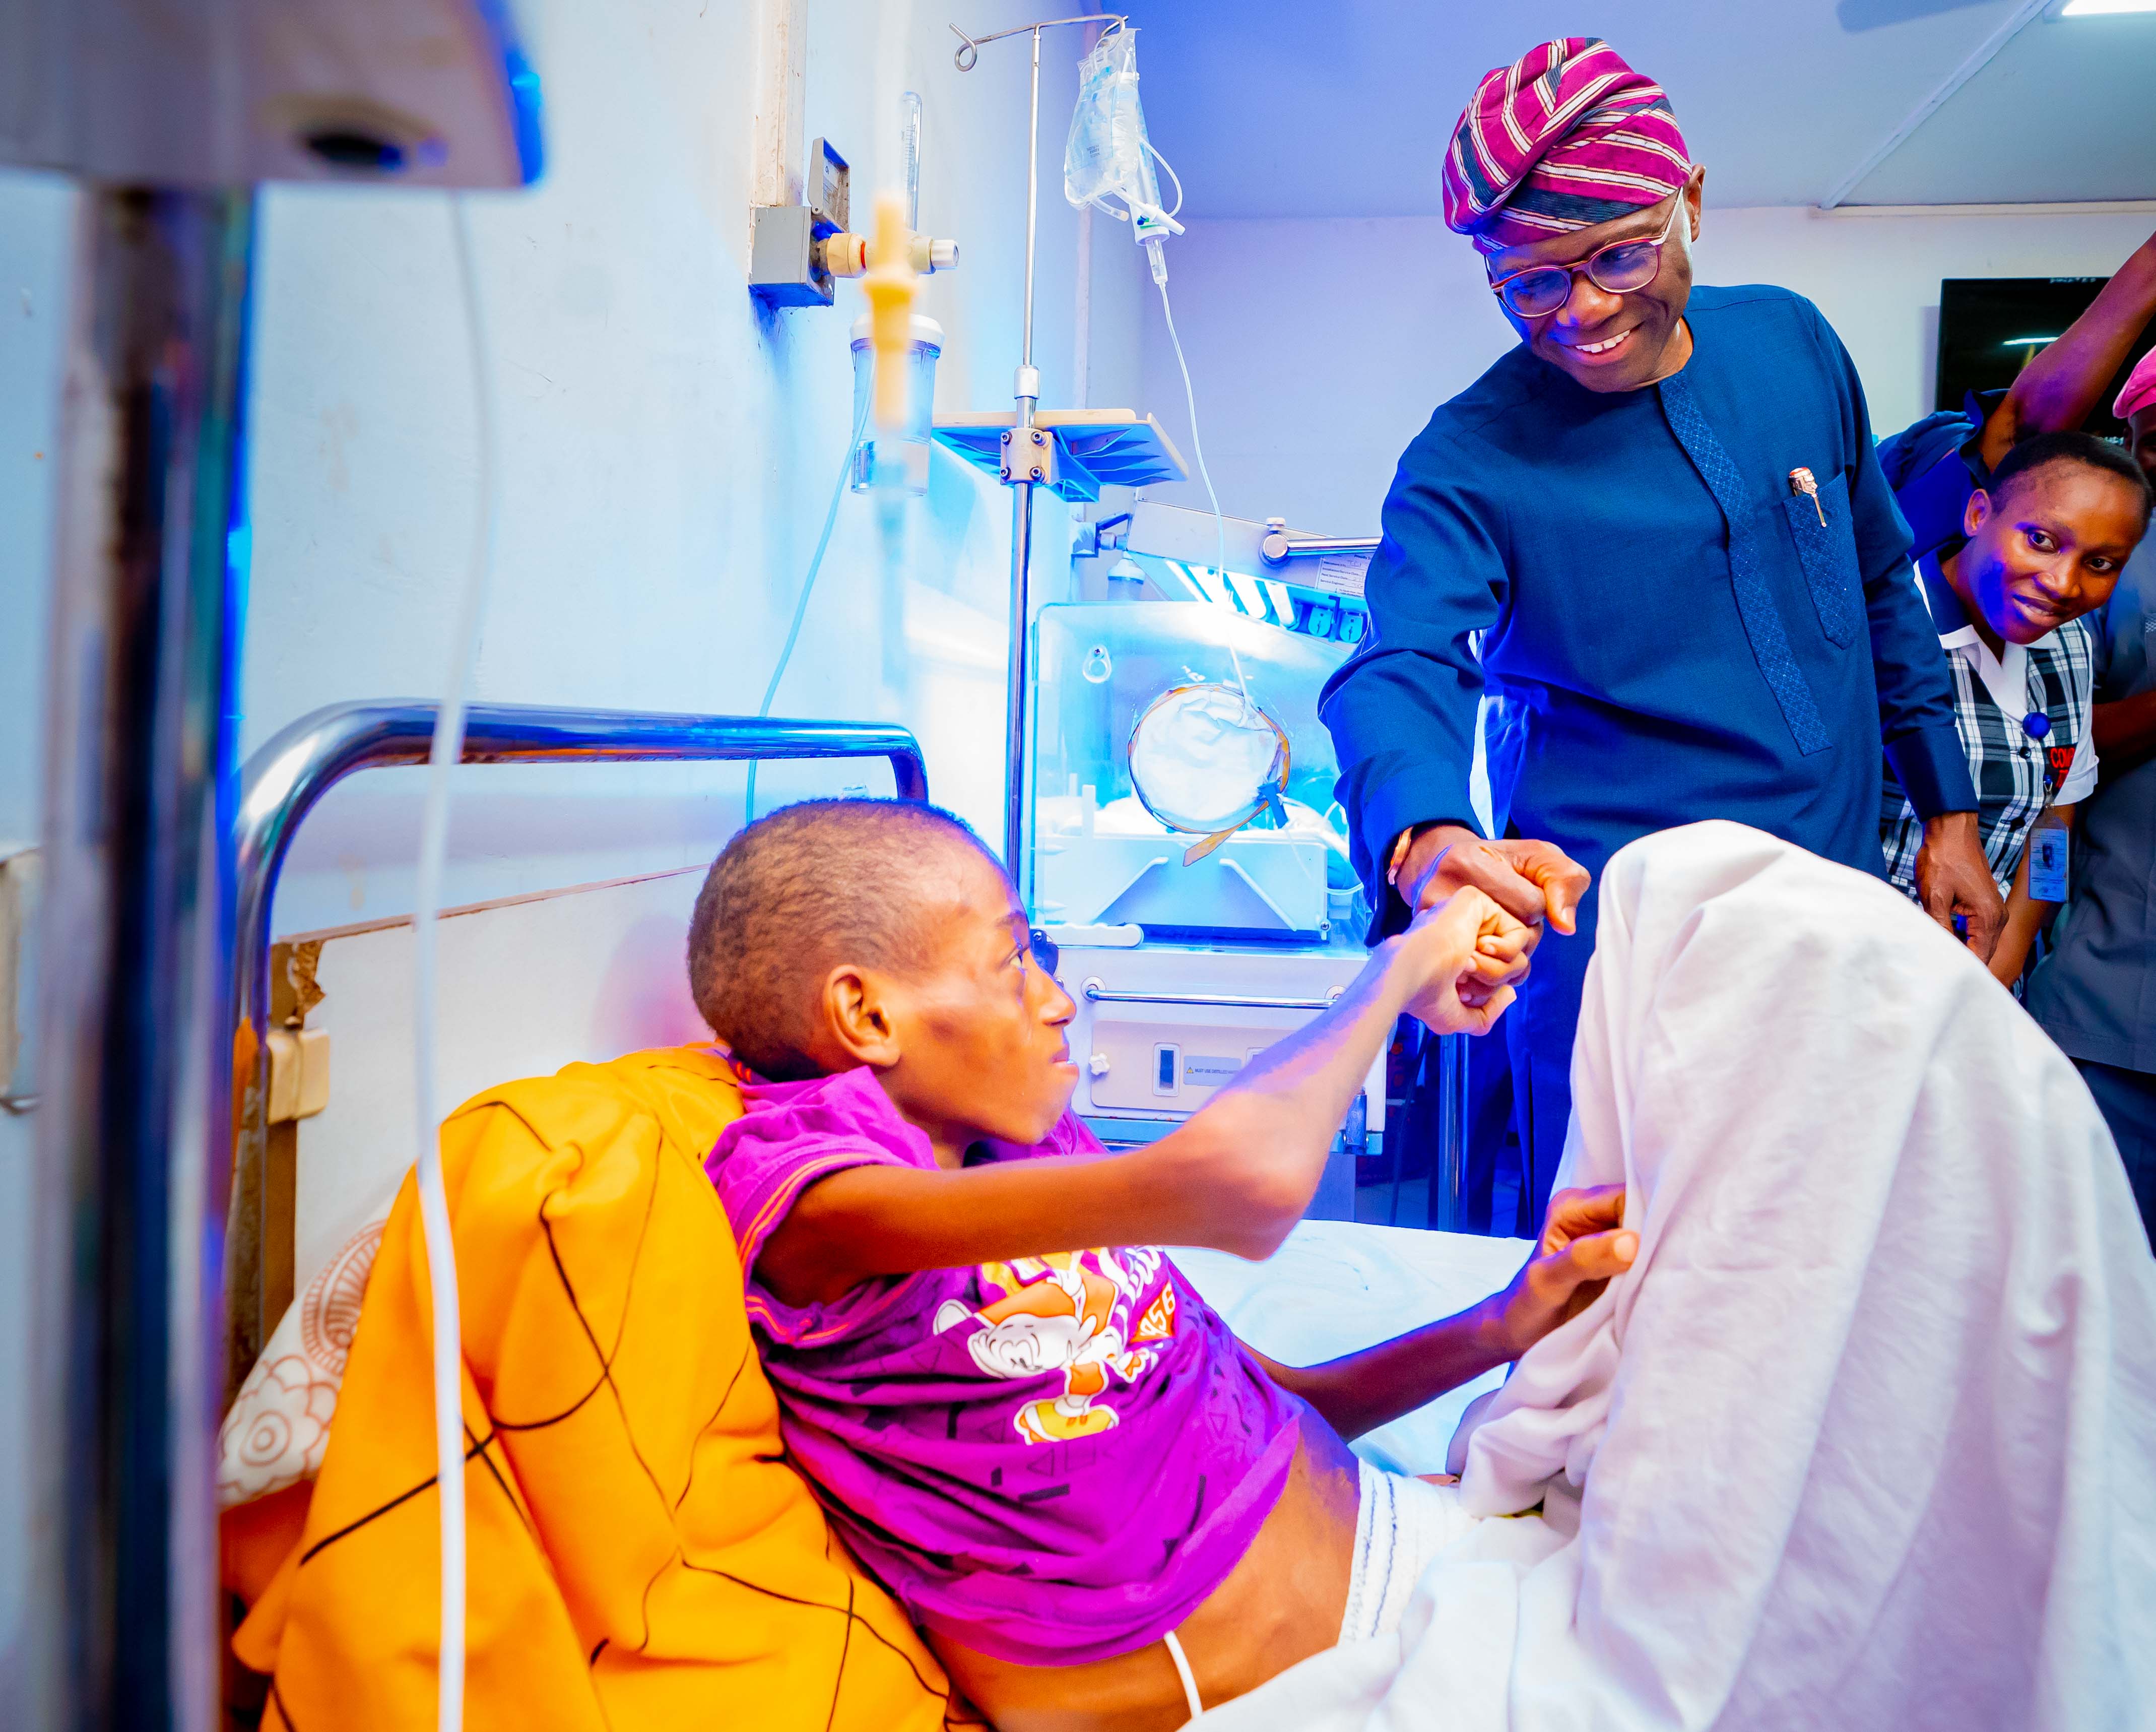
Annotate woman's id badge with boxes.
[2028,809,2070,902]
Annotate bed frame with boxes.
[224,700,928,1395]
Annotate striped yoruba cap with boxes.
[1442,38,1691,255]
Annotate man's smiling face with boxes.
[1483,167,1704,395]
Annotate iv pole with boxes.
[951,13,1128,907]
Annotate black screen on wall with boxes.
[1936,277,2155,440]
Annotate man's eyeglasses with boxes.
[1486,198,1684,321]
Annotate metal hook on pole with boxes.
[948,14,1127,73]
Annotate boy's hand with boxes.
[1492,1184,1635,1358]
[1245,1185,1633,1446]
[1396,888,1534,1036]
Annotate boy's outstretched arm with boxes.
[1246,1186,1635,1440]
[756,891,1531,1308]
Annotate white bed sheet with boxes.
[1172,1221,1533,1476]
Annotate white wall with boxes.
[1138,205,2156,537]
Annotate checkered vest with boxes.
[1881,617,2094,897]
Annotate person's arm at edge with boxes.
[756,896,1530,1308]
[1990,807,2072,989]
[1993,691,2090,985]
[2084,583,2156,776]
[2095,691,2156,775]
[1979,231,2156,468]
[1248,1185,1636,1440]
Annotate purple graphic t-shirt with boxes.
[706,1066,1302,1666]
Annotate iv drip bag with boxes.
[1065,26,1183,242]
[1127,682,1287,836]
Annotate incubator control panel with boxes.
[1052,941,1382,1222]
[1087,1023,1284,1114]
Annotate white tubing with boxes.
[1152,252,1252,715]
[413,193,498,1732]
[743,390,871,822]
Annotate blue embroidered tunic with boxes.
[1321,284,1976,1177]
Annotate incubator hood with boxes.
[1033,603,1363,942]
[1076,501,1378,646]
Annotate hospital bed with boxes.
[217,700,1525,1722]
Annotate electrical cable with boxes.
[413,192,498,1732]
[1150,249,1251,716]
[744,392,873,822]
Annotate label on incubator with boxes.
[1183,1055,1244,1085]
[2027,813,2069,902]
[1312,550,1371,598]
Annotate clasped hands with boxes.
[1391,823,1594,1038]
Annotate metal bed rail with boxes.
[223,700,929,1388]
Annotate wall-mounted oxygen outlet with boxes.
[749,137,851,308]
[747,135,959,309]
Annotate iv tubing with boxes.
[1152,247,1251,714]
[745,390,873,821]
[1147,140,1184,221]
[414,194,498,1732]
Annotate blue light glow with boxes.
[471,0,547,185]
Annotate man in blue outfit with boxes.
[1321,38,2000,1215]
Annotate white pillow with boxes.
[217,1196,391,1508]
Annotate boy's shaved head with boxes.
[687,798,1001,1080]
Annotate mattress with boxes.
[1172,1220,1533,1476]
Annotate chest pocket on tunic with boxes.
[1782,470,1863,650]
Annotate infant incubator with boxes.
[1030,601,1382,1203]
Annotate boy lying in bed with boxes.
[691,800,1635,1730]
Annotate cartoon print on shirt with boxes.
[933,1246,1174,1444]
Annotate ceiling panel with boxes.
[1849,11,2156,203]
[1118,0,2152,218]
